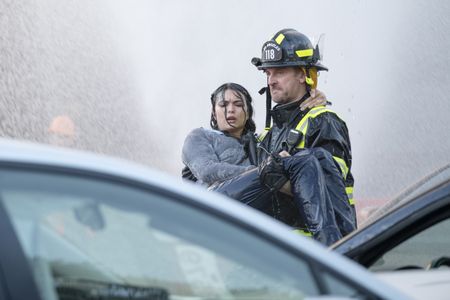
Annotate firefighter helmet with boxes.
[251,28,328,71]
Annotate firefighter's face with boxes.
[214,89,248,138]
[265,67,306,104]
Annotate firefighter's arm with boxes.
[307,113,352,178]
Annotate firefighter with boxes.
[251,28,356,241]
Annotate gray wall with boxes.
[1,0,449,209]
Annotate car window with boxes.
[370,212,450,271]
[321,271,364,297]
[0,168,326,300]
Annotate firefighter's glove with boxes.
[258,153,289,192]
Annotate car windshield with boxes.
[0,168,322,300]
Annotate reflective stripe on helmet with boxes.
[296,49,313,57]
[275,33,285,45]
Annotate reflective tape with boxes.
[293,229,312,237]
[295,106,334,148]
[348,197,355,206]
[257,128,271,142]
[346,187,355,205]
[332,156,349,179]
[305,76,315,86]
[293,106,354,206]
[296,49,313,57]
[333,157,354,206]
[275,34,285,45]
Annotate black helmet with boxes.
[251,28,328,71]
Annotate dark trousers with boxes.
[211,148,356,246]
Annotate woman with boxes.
[182,83,355,245]
[182,83,257,186]
[182,82,294,220]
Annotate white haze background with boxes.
[1,0,449,212]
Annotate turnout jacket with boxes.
[182,128,255,186]
[258,100,355,208]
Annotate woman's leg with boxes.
[282,150,342,245]
[210,168,276,217]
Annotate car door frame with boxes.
[334,181,450,268]
[0,197,42,300]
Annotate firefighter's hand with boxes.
[258,154,289,192]
[300,89,328,111]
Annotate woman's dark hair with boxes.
[210,82,256,135]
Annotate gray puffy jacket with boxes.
[182,128,254,186]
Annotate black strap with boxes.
[259,86,272,128]
[243,132,258,166]
[181,166,197,182]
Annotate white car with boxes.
[0,138,409,300]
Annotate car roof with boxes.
[0,138,409,299]
[332,165,450,257]
[360,164,450,228]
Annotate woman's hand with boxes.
[300,89,328,111]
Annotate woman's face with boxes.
[214,89,248,138]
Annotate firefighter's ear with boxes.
[299,71,306,84]
[296,67,306,84]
